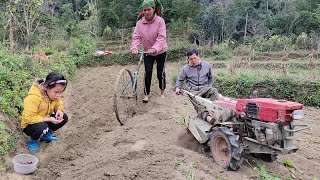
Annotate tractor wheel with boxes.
[209,127,244,170]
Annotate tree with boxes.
[11,0,45,51]
[197,4,223,41]
[79,0,99,36]
[56,3,78,37]
[0,0,14,54]
[294,0,320,12]
[198,0,257,42]
[291,11,320,35]
[226,0,256,42]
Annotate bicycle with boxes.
[113,52,144,125]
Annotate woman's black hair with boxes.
[37,72,67,91]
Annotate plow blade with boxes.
[184,116,212,144]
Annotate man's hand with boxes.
[175,87,181,95]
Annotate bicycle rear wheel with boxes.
[114,68,136,125]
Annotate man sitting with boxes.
[175,48,220,124]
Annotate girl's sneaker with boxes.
[28,139,39,152]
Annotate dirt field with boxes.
[1,62,320,180]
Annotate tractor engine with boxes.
[235,98,308,154]
[247,120,282,147]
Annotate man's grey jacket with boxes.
[175,61,214,91]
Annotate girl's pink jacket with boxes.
[131,15,168,55]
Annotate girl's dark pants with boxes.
[143,52,167,95]
[23,113,68,140]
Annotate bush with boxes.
[44,54,77,80]
[69,36,97,67]
[206,42,233,60]
[45,47,55,56]
[215,72,320,107]
[296,32,311,49]
[247,35,295,52]
[0,56,30,117]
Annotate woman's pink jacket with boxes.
[131,15,168,55]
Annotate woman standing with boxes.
[131,0,168,103]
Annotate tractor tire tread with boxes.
[214,127,244,171]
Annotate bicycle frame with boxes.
[121,52,144,96]
[132,52,144,96]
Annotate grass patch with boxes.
[216,175,227,180]
[254,163,281,180]
[0,164,5,172]
[186,160,199,180]
[174,159,199,180]
[175,159,184,167]
[178,116,185,126]
[283,160,295,168]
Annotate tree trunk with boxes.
[244,13,248,44]
[317,33,320,54]
[9,14,14,54]
[221,18,224,42]
[212,34,214,46]
[25,30,30,52]
[23,1,30,52]
[72,0,77,12]
[51,6,54,17]
[9,0,14,54]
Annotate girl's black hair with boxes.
[37,72,67,91]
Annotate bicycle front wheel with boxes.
[114,68,136,125]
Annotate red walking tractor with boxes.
[184,91,310,170]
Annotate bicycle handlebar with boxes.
[136,52,144,72]
[139,52,144,61]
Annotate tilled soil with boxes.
[1,62,319,180]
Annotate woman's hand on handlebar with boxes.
[144,48,156,56]
[131,49,138,55]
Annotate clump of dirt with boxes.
[1,62,320,180]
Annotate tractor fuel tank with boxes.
[235,98,303,122]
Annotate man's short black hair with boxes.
[186,49,199,58]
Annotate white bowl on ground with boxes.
[12,154,39,174]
